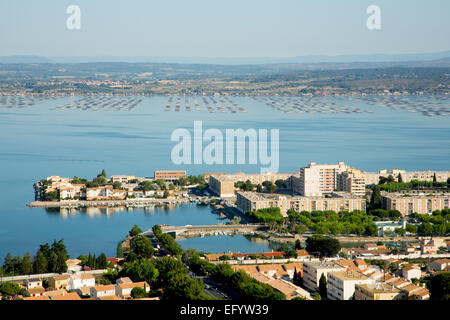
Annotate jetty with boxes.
[26,198,196,208]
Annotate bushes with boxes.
[246,207,283,223]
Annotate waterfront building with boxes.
[381,191,450,215]
[111,175,136,183]
[236,191,365,216]
[362,169,450,185]
[327,269,374,300]
[291,162,348,196]
[154,170,186,181]
[209,172,292,198]
[354,282,406,300]
[86,185,114,200]
[59,184,85,200]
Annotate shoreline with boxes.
[26,198,196,208]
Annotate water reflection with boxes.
[45,204,195,219]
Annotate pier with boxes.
[141,224,265,239]
[26,198,195,208]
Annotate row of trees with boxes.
[235,179,287,193]
[183,249,285,300]
[287,209,378,236]
[78,252,109,270]
[246,207,283,224]
[152,225,183,256]
[104,225,208,300]
[1,240,68,276]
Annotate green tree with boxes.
[129,224,143,237]
[121,259,159,284]
[164,273,207,300]
[96,253,108,269]
[418,222,434,236]
[319,273,327,299]
[130,235,154,259]
[406,224,418,234]
[131,286,147,299]
[305,235,341,257]
[369,187,381,210]
[20,253,33,274]
[0,282,23,298]
[34,251,48,274]
[116,242,124,258]
[428,273,450,300]
[397,174,403,183]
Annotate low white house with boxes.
[23,278,42,289]
[115,281,150,299]
[67,273,96,290]
[90,285,116,299]
[427,259,449,271]
[401,265,421,281]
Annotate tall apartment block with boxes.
[292,162,348,196]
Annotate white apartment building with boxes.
[292,162,348,196]
[67,273,96,290]
[327,270,374,300]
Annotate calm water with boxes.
[0,95,449,261]
[178,235,273,254]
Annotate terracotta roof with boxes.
[411,288,430,298]
[80,273,95,280]
[98,295,121,300]
[49,292,82,300]
[431,258,450,265]
[117,277,132,283]
[261,251,284,257]
[296,249,309,256]
[282,263,303,271]
[52,274,70,281]
[23,295,51,300]
[401,284,422,294]
[251,273,272,284]
[26,287,45,294]
[92,284,115,292]
[118,281,149,290]
[267,279,297,298]
[231,265,259,275]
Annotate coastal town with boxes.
[1,161,448,300]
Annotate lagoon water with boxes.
[0,95,449,261]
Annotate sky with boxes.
[0,0,449,58]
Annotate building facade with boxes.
[381,191,450,215]
[327,270,374,300]
[154,170,186,181]
[302,261,345,292]
[236,191,366,216]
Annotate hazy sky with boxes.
[1,0,449,57]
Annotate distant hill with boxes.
[1,51,450,65]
